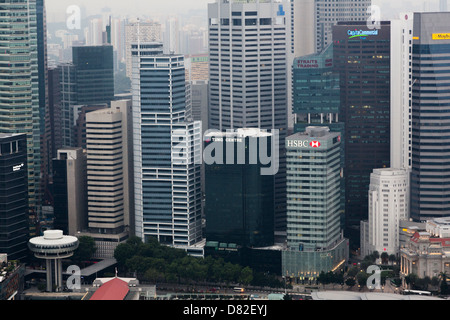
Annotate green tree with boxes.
[356,272,369,289]
[239,267,254,286]
[71,236,96,266]
[345,278,356,288]
[380,252,389,265]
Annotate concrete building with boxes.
[400,230,450,280]
[125,20,162,78]
[77,100,133,259]
[360,168,410,257]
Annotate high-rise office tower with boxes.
[164,17,180,54]
[0,0,41,229]
[0,134,29,261]
[80,100,133,258]
[283,127,348,277]
[285,127,342,250]
[52,148,87,236]
[333,22,391,241]
[125,20,162,78]
[290,0,372,56]
[390,14,414,170]
[292,43,345,227]
[59,45,115,148]
[132,51,203,255]
[208,0,289,232]
[361,168,409,257]
[204,129,275,248]
[411,13,450,221]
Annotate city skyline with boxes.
[45,0,445,22]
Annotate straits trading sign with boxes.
[348,29,379,40]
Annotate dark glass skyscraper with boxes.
[411,12,450,221]
[204,129,275,248]
[60,45,115,147]
[333,22,391,241]
[0,134,29,261]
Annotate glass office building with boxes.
[411,13,450,221]
[204,129,275,248]
[0,134,29,261]
[60,45,115,147]
[132,50,203,254]
[208,0,289,232]
[333,22,391,240]
[0,0,41,223]
[283,127,348,278]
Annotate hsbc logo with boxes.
[287,140,322,148]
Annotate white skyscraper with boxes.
[390,13,414,170]
[132,47,203,255]
[361,169,410,257]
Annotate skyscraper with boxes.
[290,0,372,56]
[132,51,203,255]
[208,0,289,232]
[411,12,450,221]
[125,20,162,78]
[0,0,41,229]
[59,45,115,148]
[283,127,348,278]
[52,148,87,236]
[0,134,29,261]
[204,129,275,248]
[333,21,391,241]
[361,168,409,257]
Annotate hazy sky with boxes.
[45,0,443,23]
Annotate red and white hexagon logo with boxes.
[310,141,321,148]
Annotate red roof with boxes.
[430,238,450,247]
[90,278,130,300]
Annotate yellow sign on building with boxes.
[432,33,450,40]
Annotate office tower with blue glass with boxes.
[283,127,348,279]
[132,49,203,255]
[208,0,289,233]
[0,0,41,231]
[0,134,29,261]
[411,12,450,221]
[59,45,115,147]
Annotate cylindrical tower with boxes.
[28,230,79,292]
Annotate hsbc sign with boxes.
[287,140,322,148]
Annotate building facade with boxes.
[0,0,41,226]
[208,0,289,233]
[361,168,410,257]
[52,148,87,236]
[333,21,392,241]
[411,12,450,222]
[0,134,29,262]
[204,128,275,248]
[132,52,203,255]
